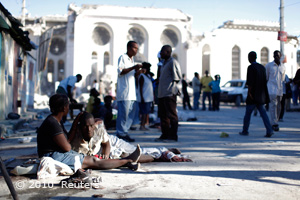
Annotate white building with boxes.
[195,19,299,84]
[67,4,193,94]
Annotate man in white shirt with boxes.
[56,74,82,103]
[265,50,286,131]
[116,41,142,142]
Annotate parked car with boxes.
[220,79,248,106]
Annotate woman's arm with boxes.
[53,133,71,152]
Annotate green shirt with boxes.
[201,76,213,92]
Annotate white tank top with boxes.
[137,73,154,102]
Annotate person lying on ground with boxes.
[71,112,192,162]
[36,94,141,171]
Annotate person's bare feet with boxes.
[125,144,141,163]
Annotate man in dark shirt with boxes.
[239,51,274,137]
[155,45,182,142]
[181,74,192,110]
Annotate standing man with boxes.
[239,51,273,137]
[192,72,201,110]
[56,74,82,103]
[155,45,182,142]
[181,74,192,110]
[208,74,221,111]
[265,50,286,132]
[116,41,142,142]
[200,70,213,111]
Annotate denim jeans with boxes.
[242,104,273,134]
[116,100,136,136]
[132,101,140,126]
[193,92,200,110]
[202,91,212,110]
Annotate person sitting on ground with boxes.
[92,95,116,130]
[36,94,141,171]
[71,112,192,163]
[86,88,100,113]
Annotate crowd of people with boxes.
[36,41,300,181]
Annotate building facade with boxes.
[194,20,299,84]
[21,4,300,98]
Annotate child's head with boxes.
[90,88,99,97]
[93,97,101,106]
[104,95,113,106]
[214,74,220,81]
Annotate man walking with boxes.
[265,50,286,131]
[115,41,142,142]
[240,51,273,137]
[155,45,182,142]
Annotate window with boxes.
[232,45,241,79]
[92,26,110,46]
[50,38,65,55]
[57,60,64,81]
[127,27,145,46]
[160,29,178,47]
[260,47,269,66]
[103,52,110,73]
[224,81,243,87]
[127,27,145,62]
[47,60,54,82]
[91,51,98,75]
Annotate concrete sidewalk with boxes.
[0,104,300,200]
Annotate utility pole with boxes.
[21,0,26,26]
[280,0,284,58]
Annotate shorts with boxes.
[43,150,85,170]
[139,102,151,114]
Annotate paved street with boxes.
[0,103,300,200]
